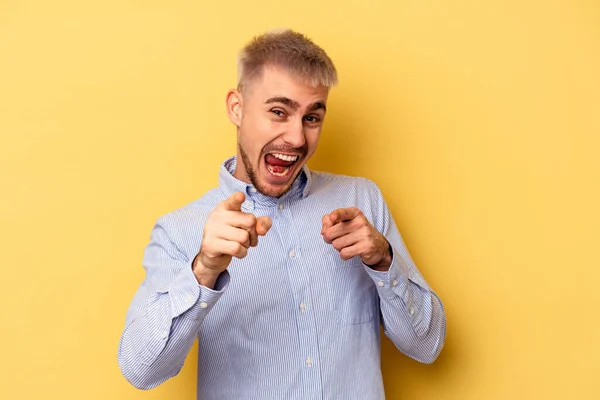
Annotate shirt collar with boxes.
[218,156,312,207]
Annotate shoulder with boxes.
[156,188,223,226]
[307,171,388,227]
[307,170,384,214]
[150,188,225,257]
[309,170,382,196]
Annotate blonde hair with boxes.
[237,29,338,92]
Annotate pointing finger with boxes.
[219,192,245,211]
[329,207,362,225]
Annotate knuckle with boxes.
[359,218,371,233]
[202,235,216,250]
[241,229,250,241]
[233,243,244,255]
[244,215,257,229]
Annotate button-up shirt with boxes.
[118,157,446,399]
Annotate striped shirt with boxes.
[118,156,446,399]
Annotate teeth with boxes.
[267,164,291,177]
[271,153,298,162]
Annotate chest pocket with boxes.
[324,259,379,325]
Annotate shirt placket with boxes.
[276,198,323,399]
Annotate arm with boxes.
[118,217,229,389]
[362,212,446,364]
[118,192,272,389]
[321,182,446,363]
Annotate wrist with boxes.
[192,255,222,289]
[365,242,393,271]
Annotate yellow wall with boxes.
[2,0,599,398]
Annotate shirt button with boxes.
[199,302,208,309]
[249,187,257,193]
[409,307,415,316]
[289,250,296,258]
[377,281,385,287]
[299,302,306,311]
[161,331,168,340]
[392,280,398,287]
[186,295,193,303]
[279,203,284,210]
[305,357,313,367]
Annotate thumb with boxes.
[256,216,272,236]
[321,213,333,235]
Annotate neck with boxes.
[233,151,251,184]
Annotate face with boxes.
[226,65,329,198]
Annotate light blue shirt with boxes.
[118,157,446,399]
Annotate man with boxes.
[119,29,446,399]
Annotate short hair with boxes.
[237,29,338,93]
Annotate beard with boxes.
[238,142,308,198]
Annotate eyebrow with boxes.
[265,97,327,113]
[307,101,326,113]
[265,97,300,110]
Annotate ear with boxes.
[226,89,243,127]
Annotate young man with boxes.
[119,29,446,399]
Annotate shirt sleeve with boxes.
[118,214,229,389]
[362,181,447,364]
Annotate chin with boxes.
[255,176,296,198]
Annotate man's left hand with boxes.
[321,207,392,271]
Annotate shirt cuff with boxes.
[363,250,433,337]
[362,250,410,301]
[183,270,231,321]
[168,265,230,319]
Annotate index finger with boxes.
[218,192,245,211]
[329,207,362,225]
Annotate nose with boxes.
[281,119,306,148]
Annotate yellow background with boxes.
[1,0,599,398]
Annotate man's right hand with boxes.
[192,191,272,288]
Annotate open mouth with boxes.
[264,152,300,178]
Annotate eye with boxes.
[270,109,286,117]
[303,115,321,123]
